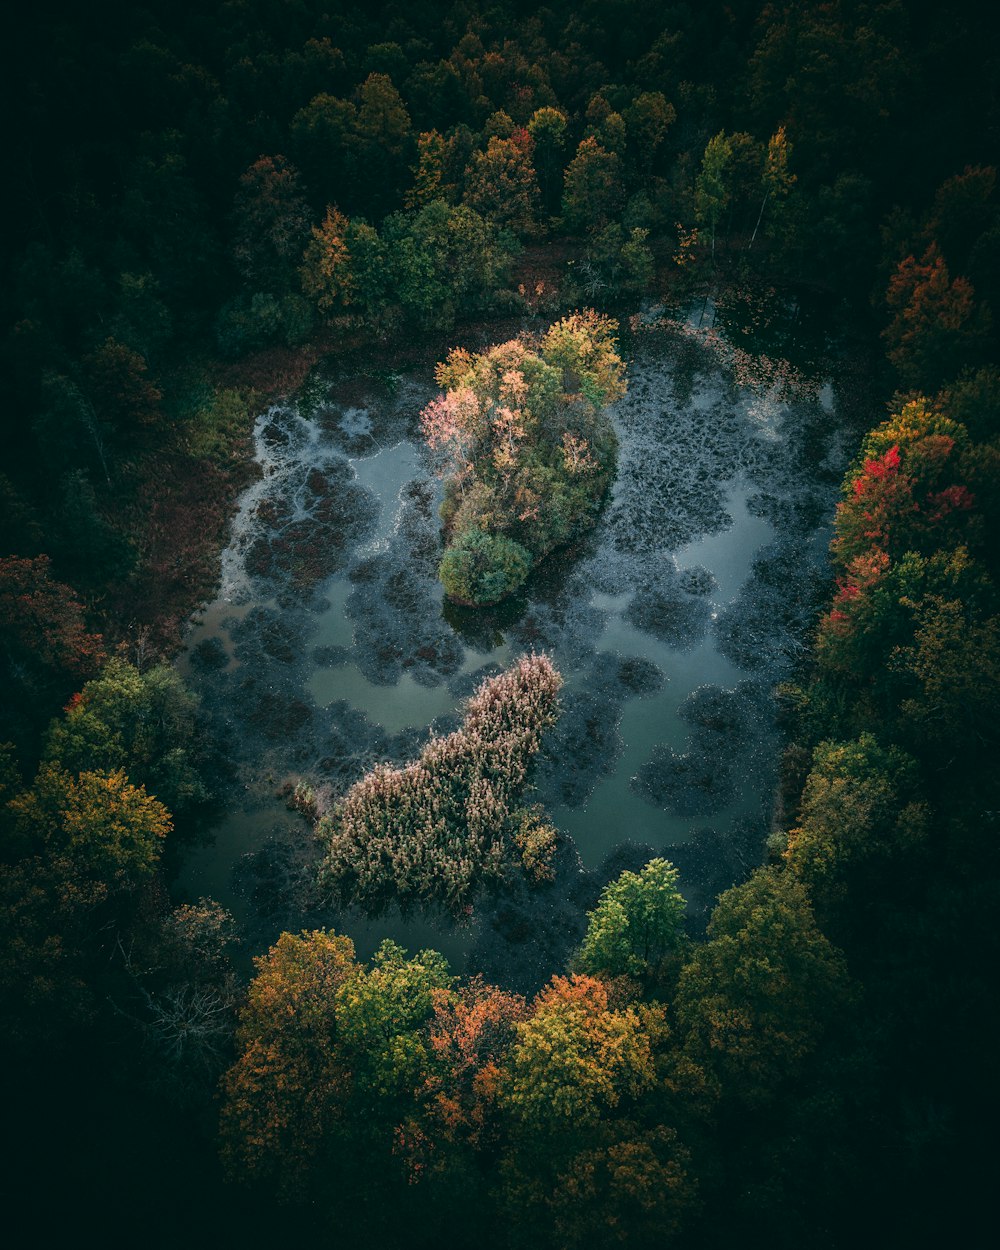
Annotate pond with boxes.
[174,301,857,993]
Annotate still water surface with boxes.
[174,306,852,977]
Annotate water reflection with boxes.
[174,314,852,980]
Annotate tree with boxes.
[624,92,676,177]
[892,594,1000,754]
[220,929,358,1199]
[221,930,453,1215]
[399,976,528,1181]
[0,555,105,743]
[543,1124,697,1248]
[561,138,623,233]
[83,338,162,441]
[501,975,661,1138]
[289,93,358,212]
[830,399,975,569]
[353,73,413,218]
[884,243,989,391]
[816,546,982,689]
[695,132,733,260]
[938,366,1000,442]
[585,224,654,291]
[928,165,998,275]
[576,858,687,979]
[43,657,209,822]
[109,271,173,363]
[343,219,390,319]
[54,470,135,587]
[540,310,627,408]
[13,764,170,891]
[78,892,239,1103]
[749,126,796,249]
[382,200,515,330]
[784,736,929,933]
[405,130,449,208]
[426,312,624,603]
[675,868,854,1108]
[334,939,454,1108]
[497,975,693,1244]
[34,372,112,484]
[232,155,312,294]
[464,132,540,236]
[438,527,533,604]
[527,107,568,216]
[300,205,354,315]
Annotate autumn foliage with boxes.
[423,311,624,605]
[883,243,989,390]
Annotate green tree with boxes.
[784,736,929,934]
[749,126,796,249]
[527,107,568,215]
[109,271,173,363]
[625,92,675,165]
[576,858,686,979]
[353,73,413,218]
[382,200,515,330]
[43,657,209,822]
[543,1124,697,1249]
[344,219,390,319]
[892,594,1000,754]
[289,93,358,212]
[334,939,454,1108]
[695,131,733,260]
[438,527,533,604]
[676,868,854,1108]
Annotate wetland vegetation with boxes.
[2,2,999,1247]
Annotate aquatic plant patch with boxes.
[318,654,562,911]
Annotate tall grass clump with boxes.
[318,654,562,911]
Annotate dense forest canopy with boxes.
[2,1,999,1246]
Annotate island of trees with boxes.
[423,311,623,605]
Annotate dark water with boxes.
[174,304,854,991]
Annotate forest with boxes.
[2,1,998,1245]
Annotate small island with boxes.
[421,310,625,606]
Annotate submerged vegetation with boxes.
[423,310,624,604]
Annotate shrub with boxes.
[513,805,559,883]
[438,527,532,605]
